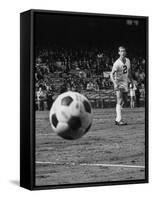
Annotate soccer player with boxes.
[110,46,132,125]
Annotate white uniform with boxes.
[112,57,130,92]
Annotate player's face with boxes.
[118,48,126,57]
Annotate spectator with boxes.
[87,81,94,91]
[36,87,45,111]
[46,90,54,110]
[129,82,137,108]
[93,81,100,92]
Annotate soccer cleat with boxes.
[115,120,128,126]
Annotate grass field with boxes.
[35,107,145,186]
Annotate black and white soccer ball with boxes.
[49,91,93,140]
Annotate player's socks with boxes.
[116,104,122,122]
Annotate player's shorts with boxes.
[115,81,128,93]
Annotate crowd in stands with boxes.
[35,47,145,110]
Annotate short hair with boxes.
[118,46,126,51]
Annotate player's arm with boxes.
[110,64,118,89]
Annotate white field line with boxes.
[80,163,145,168]
[36,161,145,169]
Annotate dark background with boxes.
[34,12,146,55]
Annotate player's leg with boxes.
[122,92,128,107]
[115,90,123,122]
[115,89,127,125]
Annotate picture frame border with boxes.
[20,9,149,190]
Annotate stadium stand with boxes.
[35,47,145,110]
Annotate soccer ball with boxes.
[49,91,93,140]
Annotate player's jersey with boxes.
[111,57,130,91]
[112,57,130,82]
